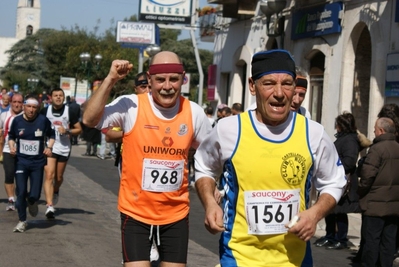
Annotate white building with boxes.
[206,0,399,139]
[0,0,41,70]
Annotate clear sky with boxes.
[0,0,214,50]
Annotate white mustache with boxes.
[159,89,176,96]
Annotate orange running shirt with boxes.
[118,94,193,225]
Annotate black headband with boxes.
[251,49,296,80]
[296,76,308,90]
[135,79,148,86]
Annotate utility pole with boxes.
[156,0,204,106]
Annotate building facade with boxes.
[0,0,41,69]
[207,0,399,139]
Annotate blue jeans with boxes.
[15,163,44,221]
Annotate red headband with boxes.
[149,63,184,75]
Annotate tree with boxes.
[0,17,214,102]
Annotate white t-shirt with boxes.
[194,110,346,203]
[0,111,23,153]
[46,105,71,156]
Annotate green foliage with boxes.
[0,17,213,101]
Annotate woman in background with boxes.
[315,112,370,249]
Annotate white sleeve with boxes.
[95,94,138,132]
[0,112,6,129]
[194,115,239,181]
[309,123,347,203]
[189,102,212,150]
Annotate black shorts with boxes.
[121,213,188,263]
[49,151,70,162]
[3,153,16,184]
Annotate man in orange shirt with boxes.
[83,51,211,267]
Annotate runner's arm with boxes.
[287,193,336,241]
[195,176,225,234]
[83,60,133,127]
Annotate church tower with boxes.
[16,0,41,39]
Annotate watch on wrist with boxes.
[47,147,53,151]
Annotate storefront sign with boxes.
[291,2,343,40]
[385,52,399,97]
[207,64,217,101]
[116,22,158,46]
[139,0,192,25]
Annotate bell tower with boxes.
[16,0,41,39]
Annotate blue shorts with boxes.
[120,213,188,263]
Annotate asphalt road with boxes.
[67,144,362,267]
[1,143,398,266]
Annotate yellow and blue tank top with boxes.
[220,111,314,267]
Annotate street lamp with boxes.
[139,44,161,73]
[79,52,102,100]
[145,44,161,58]
[27,78,39,93]
[259,0,287,48]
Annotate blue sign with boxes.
[385,52,399,97]
[291,2,343,40]
[13,84,19,92]
[396,0,399,22]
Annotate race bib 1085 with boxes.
[19,139,40,156]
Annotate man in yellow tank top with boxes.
[83,51,211,267]
[194,49,347,267]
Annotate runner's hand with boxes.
[204,202,225,234]
[108,60,133,81]
[286,210,317,242]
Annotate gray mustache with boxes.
[159,89,176,95]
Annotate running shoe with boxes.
[6,200,15,211]
[53,192,59,205]
[45,205,55,219]
[13,221,27,233]
[27,200,38,217]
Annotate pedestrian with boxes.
[0,88,7,105]
[204,106,216,127]
[0,93,11,161]
[40,88,82,219]
[216,103,227,121]
[291,68,311,118]
[220,106,232,118]
[134,71,151,94]
[80,101,101,157]
[314,112,370,249]
[194,49,347,266]
[357,117,399,267]
[231,103,243,115]
[352,103,399,263]
[0,93,10,113]
[66,95,81,145]
[82,51,212,266]
[0,93,24,211]
[8,95,55,232]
